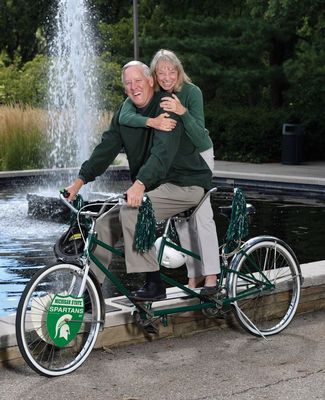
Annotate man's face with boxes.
[123,66,154,108]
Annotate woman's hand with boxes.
[160,94,186,115]
[147,112,177,131]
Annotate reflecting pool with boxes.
[1,179,325,316]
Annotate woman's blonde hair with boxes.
[150,49,191,92]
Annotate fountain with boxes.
[28,0,112,216]
[0,0,123,317]
[47,0,100,168]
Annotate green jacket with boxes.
[79,91,212,191]
[119,82,213,152]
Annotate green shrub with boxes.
[0,54,48,107]
[0,53,123,111]
[97,55,124,111]
[206,105,291,163]
[283,41,325,161]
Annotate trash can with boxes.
[281,123,304,165]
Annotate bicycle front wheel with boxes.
[16,263,102,377]
[228,236,301,336]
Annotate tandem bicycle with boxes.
[15,187,303,377]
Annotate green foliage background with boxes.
[0,0,324,165]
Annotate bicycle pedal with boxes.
[143,323,159,334]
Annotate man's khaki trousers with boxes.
[90,183,204,283]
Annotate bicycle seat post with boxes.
[162,218,173,236]
[156,218,173,266]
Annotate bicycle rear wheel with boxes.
[228,236,301,336]
[16,263,102,377]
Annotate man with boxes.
[66,60,212,301]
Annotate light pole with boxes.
[133,0,139,60]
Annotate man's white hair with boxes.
[121,60,151,84]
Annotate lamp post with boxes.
[133,0,139,60]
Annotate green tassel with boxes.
[134,195,157,253]
[69,194,84,224]
[68,194,91,229]
[225,188,249,253]
[73,194,84,210]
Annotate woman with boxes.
[119,49,220,294]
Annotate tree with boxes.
[137,0,325,161]
[0,0,324,161]
[0,0,51,65]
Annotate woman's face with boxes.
[155,61,178,92]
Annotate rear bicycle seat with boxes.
[168,187,255,222]
[170,187,218,222]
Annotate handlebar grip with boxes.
[60,189,70,198]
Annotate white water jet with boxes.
[47,0,100,168]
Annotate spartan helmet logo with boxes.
[54,314,72,341]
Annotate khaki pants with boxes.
[90,183,204,283]
[175,148,221,278]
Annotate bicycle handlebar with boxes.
[59,191,126,218]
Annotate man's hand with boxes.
[65,178,84,201]
[126,180,145,208]
[160,94,186,115]
[147,112,177,131]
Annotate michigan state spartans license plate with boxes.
[47,295,85,347]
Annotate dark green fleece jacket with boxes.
[79,92,212,191]
[119,82,213,152]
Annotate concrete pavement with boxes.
[212,160,325,196]
[1,310,325,400]
[213,160,325,184]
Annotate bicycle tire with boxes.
[16,263,102,377]
[228,236,301,336]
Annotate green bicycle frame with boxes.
[83,228,275,318]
